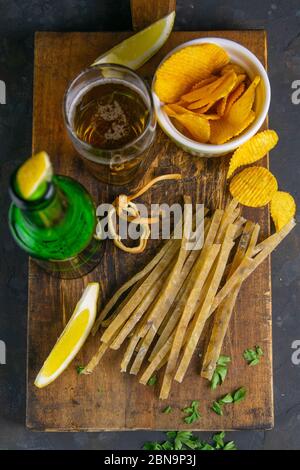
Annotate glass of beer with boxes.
[63,64,156,185]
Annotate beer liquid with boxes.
[73,82,149,150]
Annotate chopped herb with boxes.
[233,387,247,403]
[161,441,173,450]
[143,441,163,450]
[213,431,225,449]
[163,405,172,414]
[210,355,231,390]
[183,400,201,424]
[142,431,237,450]
[211,388,247,415]
[243,346,264,366]
[219,393,234,404]
[200,443,215,450]
[76,365,85,375]
[223,441,237,450]
[147,375,157,386]
[212,401,223,416]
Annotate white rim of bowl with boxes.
[152,37,271,154]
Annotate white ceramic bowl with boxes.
[152,37,271,157]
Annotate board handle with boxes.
[130,0,176,30]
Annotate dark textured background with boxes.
[0,0,299,450]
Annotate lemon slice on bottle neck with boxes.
[16,151,53,200]
[92,11,175,69]
[34,283,99,388]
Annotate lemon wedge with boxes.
[92,11,175,69]
[34,283,99,388]
[16,151,52,200]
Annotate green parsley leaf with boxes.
[210,355,231,390]
[212,388,246,416]
[223,441,237,450]
[218,355,231,366]
[142,431,237,451]
[200,443,215,450]
[147,375,157,386]
[76,365,85,375]
[243,346,263,366]
[176,431,196,449]
[219,393,234,404]
[233,387,247,403]
[212,401,223,416]
[183,400,201,424]
[213,431,225,449]
[161,441,174,450]
[211,372,221,390]
[166,431,177,440]
[143,442,162,450]
[162,405,172,414]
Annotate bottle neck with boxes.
[10,175,68,228]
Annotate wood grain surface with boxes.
[27,29,273,431]
[131,0,176,30]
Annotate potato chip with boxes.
[213,75,247,117]
[191,75,218,90]
[235,73,247,86]
[170,113,210,143]
[198,113,221,120]
[229,166,278,207]
[194,103,214,114]
[182,71,236,104]
[223,82,246,117]
[187,71,237,110]
[270,191,296,231]
[221,63,246,76]
[227,130,279,178]
[154,43,229,103]
[227,76,260,126]
[216,96,227,116]
[210,110,255,144]
[163,103,192,115]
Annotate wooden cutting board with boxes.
[26,25,273,430]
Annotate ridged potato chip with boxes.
[224,82,246,116]
[227,76,260,126]
[163,103,193,115]
[188,72,237,110]
[191,75,218,90]
[182,72,231,103]
[270,191,296,231]
[199,113,221,120]
[221,63,246,76]
[235,73,247,86]
[229,166,278,207]
[216,96,227,116]
[170,113,210,143]
[163,103,220,120]
[194,103,214,114]
[154,43,229,103]
[210,110,255,144]
[227,130,279,179]
[216,82,245,117]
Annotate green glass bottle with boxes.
[9,169,103,279]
